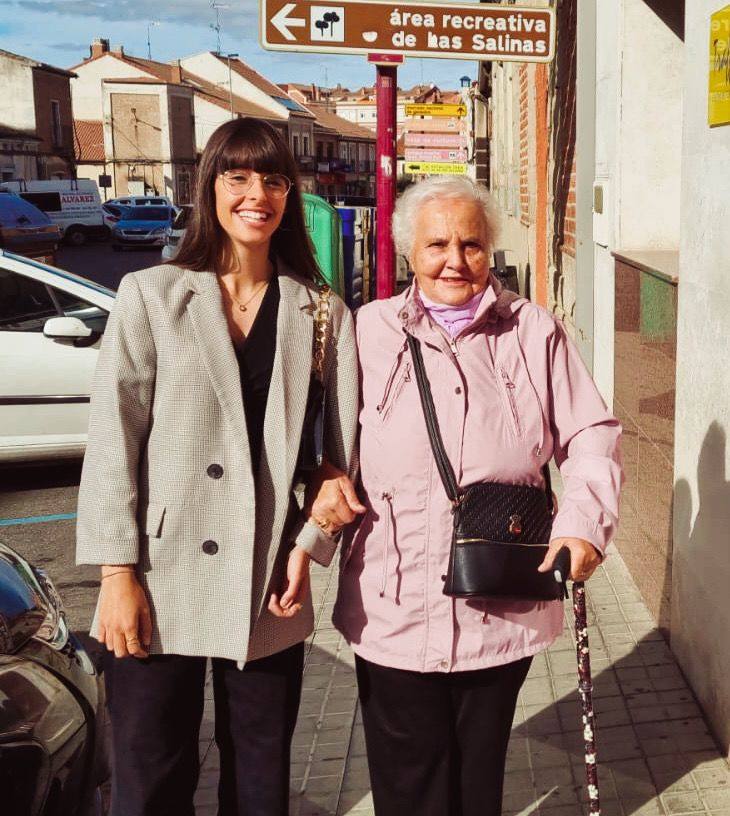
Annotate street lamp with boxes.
[460,75,471,88]
[224,52,239,119]
[146,20,160,60]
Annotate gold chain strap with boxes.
[313,284,332,382]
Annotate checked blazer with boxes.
[76,262,358,663]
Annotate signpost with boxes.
[404,102,466,117]
[262,0,555,62]
[405,161,467,176]
[404,148,467,163]
[260,0,555,298]
[404,132,467,148]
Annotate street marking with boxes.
[0,512,77,527]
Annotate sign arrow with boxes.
[271,2,306,41]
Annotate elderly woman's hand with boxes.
[538,537,602,582]
[305,459,366,536]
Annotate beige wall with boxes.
[0,54,36,134]
[71,53,150,120]
[110,93,161,161]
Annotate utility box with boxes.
[302,193,344,298]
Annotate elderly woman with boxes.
[326,177,622,816]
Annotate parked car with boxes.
[107,194,173,209]
[111,206,174,250]
[160,204,192,261]
[0,179,106,246]
[0,249,115,462]
[101,203,129,231]
[0,540,109,815]
[0,192,60,263]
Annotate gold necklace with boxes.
[226,281,268,312]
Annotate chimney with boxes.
[111,44,124,57]
[170,59,182,84]
[90,38,109,59]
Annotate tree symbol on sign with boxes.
[323,11,340,36]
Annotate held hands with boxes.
[305,460,366,537]
[537,537,602,583]
[269,546,311,618]
[97,567,152,659]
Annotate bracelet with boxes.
[101,569,135,581]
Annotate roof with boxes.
[305,103,375,141]
[183,72,286,121]
[69,50,175,82]
[104,77,184,86]
[0,124,42,142]
[73,120,104,162]
[209,54,314,119]
[0,48,77,78]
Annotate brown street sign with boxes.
[261,0,555,63]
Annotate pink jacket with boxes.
[333,278,623,673]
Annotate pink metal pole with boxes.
[375,64,397,300]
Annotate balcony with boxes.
[297,154,316,172]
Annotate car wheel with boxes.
[65,226,87,246]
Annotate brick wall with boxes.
[518,64,530,227]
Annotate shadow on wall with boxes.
[672,420,730,757]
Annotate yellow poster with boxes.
[405,103,467,118]
[405,161,468,175]
[709,5,730,126]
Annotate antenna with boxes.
[210,2,231,54]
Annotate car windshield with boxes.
[126,207,170,221]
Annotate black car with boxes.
[0,542,109,815]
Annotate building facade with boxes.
[0,49,76,180]
[484,0,730,758]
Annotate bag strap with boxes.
[313,284,332,383]
[406,332,554,512]
[406,333,462,505]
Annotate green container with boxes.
[302,193,344,297]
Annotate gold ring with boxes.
[126,636,140,643]
[315,518,329,530]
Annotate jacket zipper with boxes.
[499,367,523,438]
[377,362,411,421]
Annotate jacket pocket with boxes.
[377,361,411,422]
[142,504,166,538]
[498,367,523,438]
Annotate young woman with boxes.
[76,118,360,816]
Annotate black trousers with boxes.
[355,654,532,816]
[104,642,304,816]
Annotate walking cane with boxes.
[573,581,600,815]
[553,550,600,815]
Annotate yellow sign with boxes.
[405,103,467,118]
[709,5,730,126]
[405,161,468,175]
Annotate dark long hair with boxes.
[174,117,322,283]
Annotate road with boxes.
[0,242,163,660]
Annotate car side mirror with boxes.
[43,316,92,339]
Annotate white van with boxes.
[0,179,106,246]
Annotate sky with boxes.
[2,0,480,91]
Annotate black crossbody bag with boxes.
[406,333,567,601]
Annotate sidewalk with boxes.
[195,549,730,816]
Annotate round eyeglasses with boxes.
[218,169,292,199]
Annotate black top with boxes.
[235,275,280,474]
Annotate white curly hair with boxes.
[391,176,501,261]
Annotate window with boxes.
[293,135,299,156]
[51,100,62,147]
[303,135,310,156]
[0,267,58,331]
[19,191,62,212]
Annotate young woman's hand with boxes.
[97,567,152,658]
[269,546,311,618]
[305,460,366,536]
